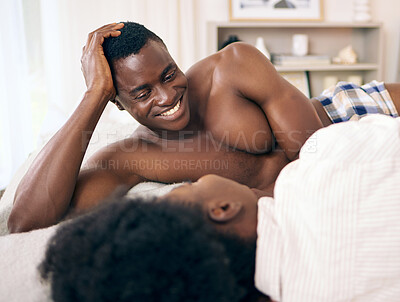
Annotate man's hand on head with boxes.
[81,22,124,101]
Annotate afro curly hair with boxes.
[102,21,165,63]
[39,196,259,302]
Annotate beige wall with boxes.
[370,0,400,82]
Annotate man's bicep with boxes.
[229,44,323,159]
[257,82,322,160]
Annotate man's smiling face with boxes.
[113,40,190,132]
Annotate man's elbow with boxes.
[7,205,42,233]
[8,188,34,233]
[7,210,29,233]
[9,190,61,233]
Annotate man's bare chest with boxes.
[192,79,275,154]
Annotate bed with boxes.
[1,114,400,301]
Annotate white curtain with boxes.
[0,0,33,189]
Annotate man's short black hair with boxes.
[103,21,165,63]
[39,196,259,302]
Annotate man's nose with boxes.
[154,87,174,107]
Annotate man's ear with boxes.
[110,96,125,111]
[207,200,243,223]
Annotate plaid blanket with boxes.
[315,81,399,123]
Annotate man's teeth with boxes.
[160,100,181,116]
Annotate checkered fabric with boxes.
[315,80,399,123]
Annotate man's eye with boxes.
[136,91,150,99]
[164,70,176,82]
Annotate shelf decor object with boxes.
[332,45,358,64]
[292,34,309,56]
[353,0,371,23]
[229,0,323,21]
[255,36,271,59]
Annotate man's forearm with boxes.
[8,89,109,233]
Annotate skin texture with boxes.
[8,22,400,233]
[163,174,259,241]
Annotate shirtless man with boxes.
[9,21,398,233]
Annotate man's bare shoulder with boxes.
[217,42,276,76]
[219,42,261,58]
[186,42,258,76]
[188,42,277,92]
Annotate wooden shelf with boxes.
[208,22,383,97]
[275,63,379,72]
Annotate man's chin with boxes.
[157,112,191,132]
